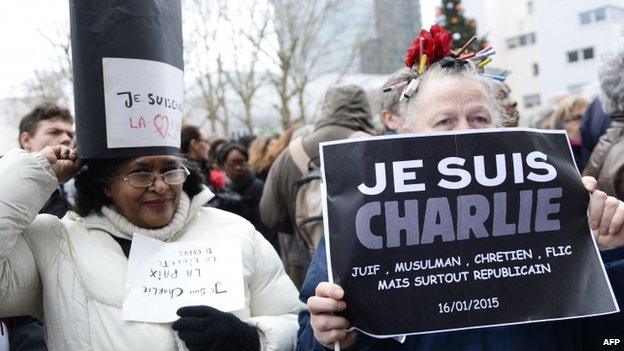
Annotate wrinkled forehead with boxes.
[416,77,491,107]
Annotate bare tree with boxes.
[0,23,75,135]
[184,0,368,133]
[223,0,270,134]
[21,24,73,108]
[254,0,366,128]
[23,70,70,105]
[38,26,73,84]
[184,0,231,135]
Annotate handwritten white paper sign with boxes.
[102,57,183,149]
[122,234,245,323]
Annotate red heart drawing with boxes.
[154,114,169,138]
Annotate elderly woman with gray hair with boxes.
[298,49,624,351]
[380,65,518,135]
[583,44,624,199]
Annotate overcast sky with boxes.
[0,0,69,97]
[0,0,437,99]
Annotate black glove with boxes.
[172,305,260,351]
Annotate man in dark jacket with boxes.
[18,103,74,218]
[260,84,375,287]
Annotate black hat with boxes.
[70,0,183,159]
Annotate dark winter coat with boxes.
[40,187,71,219]
[228,170,279,253]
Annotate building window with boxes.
[579,11,591,24]
[523,94,541,108]
[519,36,527,46]
[532,63,539,76]
[506,33,536,50]
[568,47,595,63]
[527,1,534,14]
[579,6,621,24]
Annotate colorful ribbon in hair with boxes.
[386,30,505,101]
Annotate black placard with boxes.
[320,128,619,337]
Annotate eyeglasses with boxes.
[122,168,190,188]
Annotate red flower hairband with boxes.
[404,24,453,70]
[383,25,504,101]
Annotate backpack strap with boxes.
[289,132,371,174]
[288,137,310,174]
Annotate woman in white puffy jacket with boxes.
[0,145,305,351]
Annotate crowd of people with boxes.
[0,23,623,351]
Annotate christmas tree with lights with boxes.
[436,0,486,51]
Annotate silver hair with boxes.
[598,43,624,116]
[380,68,418,116]
[400,60,516,129]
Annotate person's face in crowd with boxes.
[402,77,496,133]
[223,149,248,182]
[20,118,74,151]
[189,130,211,160]
[104,156,185,229]
[563,104,587,141]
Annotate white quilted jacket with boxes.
[0,149,305,350]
